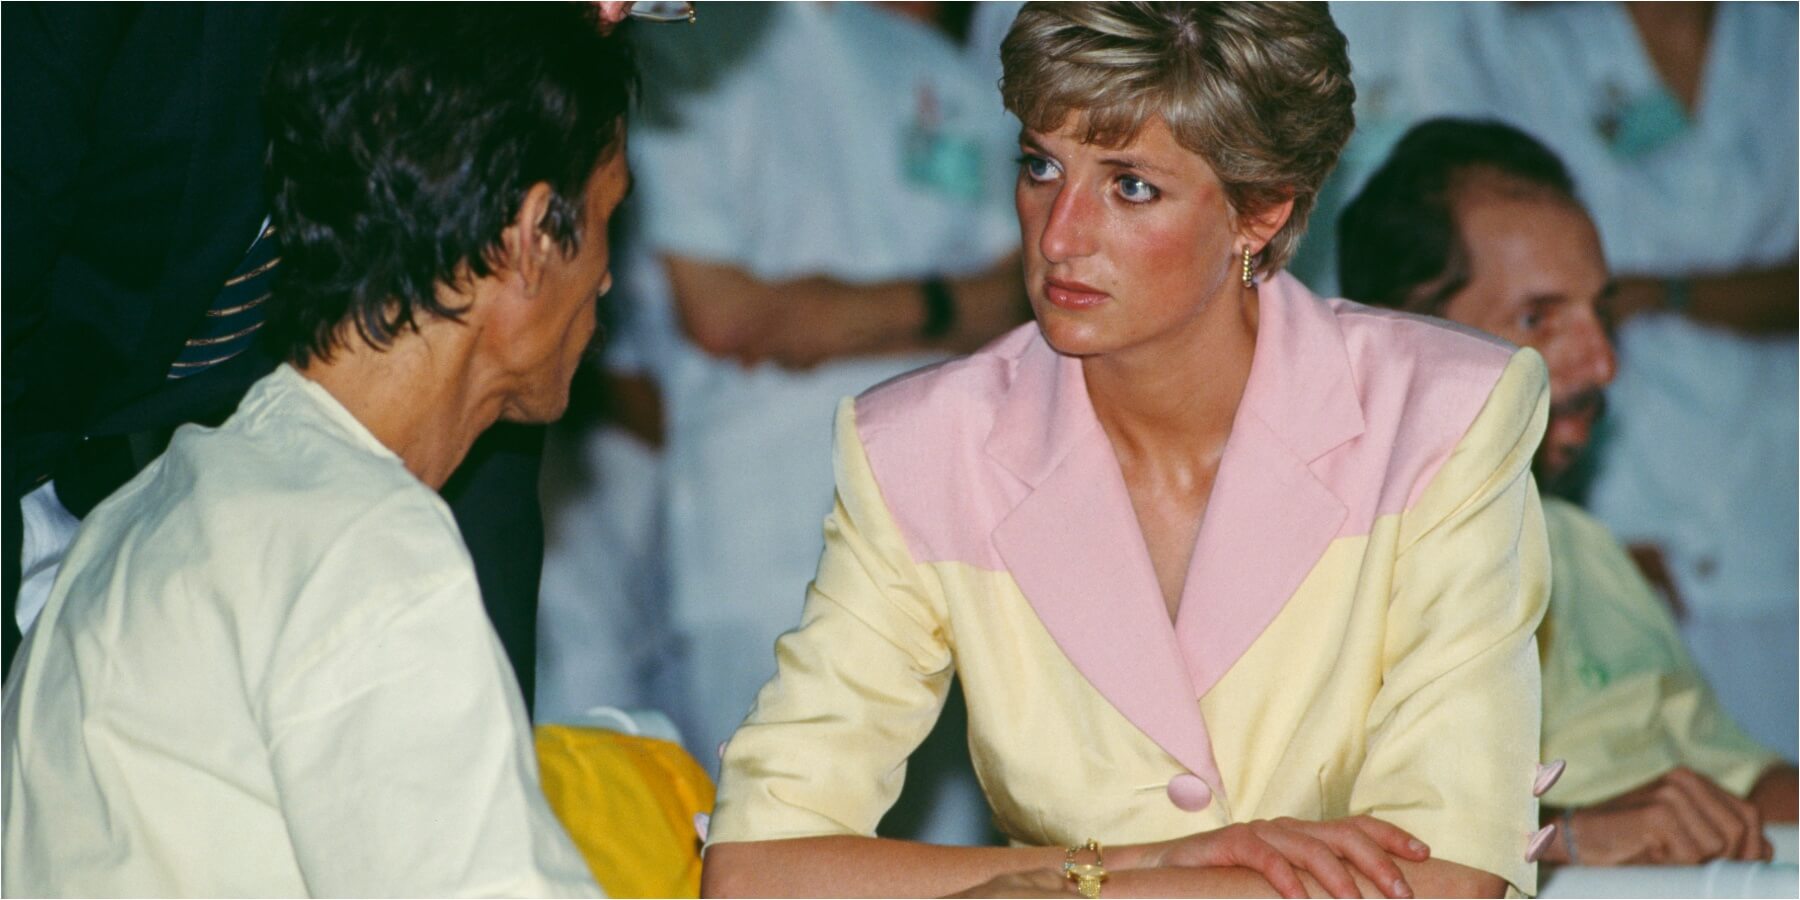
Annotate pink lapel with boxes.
[985,274,1365,798]
[987,335,1227,793]
[1175,274,1364,696]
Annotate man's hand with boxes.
[1748,764,1798,823]
[1127,816,1431,899]
[1553,767,1769,865]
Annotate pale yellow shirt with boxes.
[2,365,600,897]
[1539,497,1779,806]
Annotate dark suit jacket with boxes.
[1,3,543,711]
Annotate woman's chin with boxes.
[1033,314,1114,359]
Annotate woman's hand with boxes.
[1130,816,1431,899]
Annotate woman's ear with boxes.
[1239,193,1296,256]
[502,182,558,295]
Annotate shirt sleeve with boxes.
[1348,349,1551,896]
[261,496,601,898]
[707,399,954,845]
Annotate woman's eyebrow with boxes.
[1098,155,1172,175]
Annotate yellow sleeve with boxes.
[1351,349,1551,896]
[706,399,954,845]
[1538,499,1780,805]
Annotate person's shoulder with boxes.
[1539,494,1646,594]
[1301,291,1544,532]
[1333,296,1517,383]
[1330,296,1538,444]
[1540,494,1609,542]
[852,322,1037,451]
[155,370,465,573]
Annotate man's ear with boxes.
[502,182,558,295]
[1238,193,1296,258]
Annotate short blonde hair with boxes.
[1001,2,1354,276]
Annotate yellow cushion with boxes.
[536,724,715,899]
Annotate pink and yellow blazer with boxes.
[709,273,1551,893]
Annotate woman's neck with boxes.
[1084,282,1259,465]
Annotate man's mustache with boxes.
[1551,387,1607,421]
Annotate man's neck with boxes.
[299,321,501,491]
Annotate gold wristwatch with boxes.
[1063,839,1107,898]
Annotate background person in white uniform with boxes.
[622,2,1029,842]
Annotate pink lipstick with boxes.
[1045,276,1109,310]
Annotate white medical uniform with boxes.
[626,1,1021,827]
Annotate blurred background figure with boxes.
[536,1,1030,844]
[1341,117,1794,867]
[1301,0,1798,759]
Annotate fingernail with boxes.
[1391,878,1412,898]
[1525,824,1556,862]
[1534,759,1567,797]
[1408,838,1428,855]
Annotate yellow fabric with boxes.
[536,725,715,899]
[711,351,1551,895]
[1537,497,1780,806]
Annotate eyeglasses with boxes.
[628,1,697,24]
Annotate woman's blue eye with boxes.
[1117,175,1159,204]
[1017,154,1059,183]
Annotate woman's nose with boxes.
[1039,185,1098,264]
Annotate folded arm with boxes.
[706,827,1498,898]
[1610,261,1798,334]
[664,252,1027,369]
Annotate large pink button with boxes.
[1167,773,1213,811]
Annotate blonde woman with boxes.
[702,4,1550,896]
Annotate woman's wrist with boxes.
[1104,839,1165,871]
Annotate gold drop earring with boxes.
[1241,247,1255,288]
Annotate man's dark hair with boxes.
[1337,117,1579,312]
[264,4,635,365]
